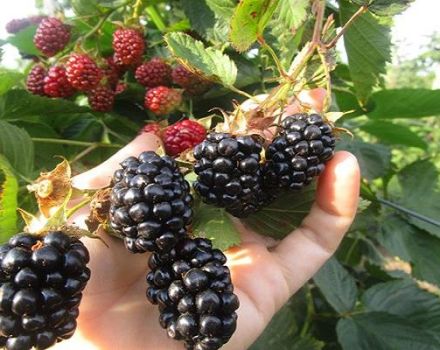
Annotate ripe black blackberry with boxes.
[0,231,90,350]
[193,133,269,218]
[109,151,193,254]
[264,113,336,190]
[146,237,239,350]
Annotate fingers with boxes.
[272,151,360,296]
[72,133,162,190]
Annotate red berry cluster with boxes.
[141,119,207,156]
[16,17,213,115]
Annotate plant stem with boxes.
[378,198,440,228]
[32,138,122,148]
[300,284,315,337]
[325,5,368,49]
[145,5,167,31]
[81,8,116,43]
[317,47,332,110]
[258,37,287,79]
[228,85,258,101]
[132,0,144,20]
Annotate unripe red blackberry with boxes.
[140,123,162,136]
[109,151,193,254]
[172,65,212,95]
[144,86,182,115]
[0,231,90,350]
[43,66,76,98]
[65,54,102,91]
[147,237,239,350]
[193,133,271,218]
[135,58,172,88]
[88,86,115,112]
[163,120,207,156]
[264,113,336,190]
[33,17,70,57]
[103,56,122,88]
[6,16,46,34]
[26,65,46,96]
[113,28,145,66]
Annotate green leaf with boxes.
[363,279,440,341]
[206,0,235,18]
[0,69,24,96]
[274,0,310,31]
[7,25,40,56]
[367,89,440,119]
[165,32,237,86]
[0,155,18,242]
[71,0,102,15]
[337,139,391,180]
[396,162,440,237]
[313,257,358,313]
[337,312,440,349]
[230,0,279,52]
[192,204,240,251]
[181,0,216,38]
[0,90,88,120]
[352,0,415,16]
[360,120,427,149]
[242,186,315,239]
[379,215,440,286]
[0,121,34,177]
[340,0,391,104]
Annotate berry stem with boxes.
[257,36,288,80]
[145,5,167,31]
[66,197,93,219]
[31,137,123,148]
[81,7,118,43]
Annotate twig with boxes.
[325,5,368,49]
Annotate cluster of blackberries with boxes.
[193,113,336,218]
[8,16,212,114]
[109,152,239,349]
[0,232,90,350]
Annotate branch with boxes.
[325,5,368,49]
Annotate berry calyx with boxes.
[135,58,172,88]
[172,65,212,95]
[26,65,47,96]
[113,28,145,66]
[43,66,76,98]
[65,54,102,91]
[144,86,182,115]
[33,17,71,57]
[163,120,207,156]
[88,85,115,112]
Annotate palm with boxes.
[55,94,360,349]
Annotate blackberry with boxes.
[0,231,90,350]
[146,237,239,350]
[109,151,193,254]
[26,65,46,96]
[193,133,269,218]
[264,113,336,190]
[33,17,70,57]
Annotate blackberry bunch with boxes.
[146,237,239,350]
[193,133,269,218]
[264,113,335,190]
[0,231,90,350]
[109,151,193,254]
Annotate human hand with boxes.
[55,90,360,350]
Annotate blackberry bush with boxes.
[193,133,270,218]
[146,237,239,350]
[264,113,336,190]
[109,151,193,254]
[0,231,90,350]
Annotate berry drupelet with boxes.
[65,54,102,91]
[43,66,76,98]
[264,113,336,190]
[172,65,212,96]
[87,85,115,112]
[144,86,182,116]
[26,65,47,96]
[135,58,172,88]
[0,231,90,350]
[109,151,193,254]
[162,120,207,156]
[146,237,239,350]
[112,28,145,66]
[193,133,269,218]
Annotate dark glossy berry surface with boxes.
[193,133,272,218]
[146,237,239,350]
[0,231,90,350]
[264,113,335,190]
[109,151,193,254]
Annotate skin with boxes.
[55,90,360,350]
